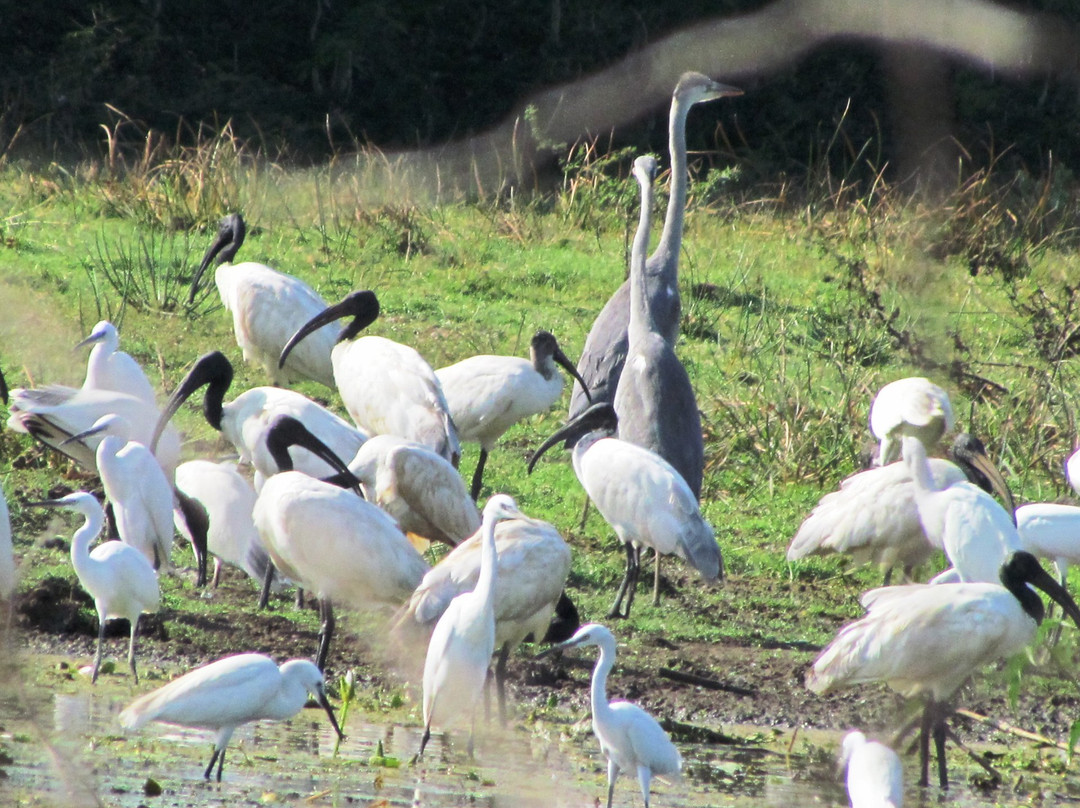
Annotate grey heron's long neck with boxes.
[629,170,657,342]
[651,95,690,272]
[474,511,499,608]
[589,638,616,723]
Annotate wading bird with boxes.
[66,414,176,572]
[436,330,591,500]
[395,501,572,723]
[252,415,428,669]
[807,551,1080,788]
[539,623,682,808]
[870,377,954,467]
[787,432,1015,584]
[187,213,338,388]
[839,731,903,808]
[31,492,159,683]
[119,652,343,781]
[418,494,526,757]
[279,290,460,465]
[529,402,721,618]
[152,351,367,490]
[76,320,158,405]
[347,434,479,549]
[569,73,741,425]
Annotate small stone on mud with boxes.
[143,777,162,796]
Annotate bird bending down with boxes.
[839,730,903,808]
[540,623,682,808]
[529,402,721,619]
[807,551,1080,787]
[787,432,1015,584]
[869,377,954,467]
[569,73,741,423]
[347,434,479,549]
[418,494,527,758]
[120,652,343,781]
[279,289,461,465]
[152,351,368,491]
[188,213,338,388]
[436,330,591,500]
[31,492,159,683]
[252,415,428,669]
[395,500,572,724]
[66,414,176,573]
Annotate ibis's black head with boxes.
[279,290,380,370]
[1001,550,1080,628]
[263,414,362,496]
[188,213,246,304]
[950,433,1016,523]
[527,402,618,474]
[153,351,234,452]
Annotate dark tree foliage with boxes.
[1,0,1078,175]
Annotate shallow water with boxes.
[2,675,1079,807]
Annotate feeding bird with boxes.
[869,377,954,467]
[787,432,1015,584]
[187,212,338,388]
[346,434,479,549]
[252,415,427,669]
[119,652,343,781]
[66,414,177,573]
[436,330,591,500]
[279,289,461,465]
[152,351,368,490]
[418,494,527,757]
[807,550,1080,788]
[31,492,159,683]
[528,402,721,618]
[839,730,903,808]
[569,73,742,428]
[173,459,276,590]
[394,500,572,723]
[539,622,682,808]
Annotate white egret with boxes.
[870,377,954,467]
[839,730,903,808]
[120,652,343,781]
[788,432,1015,583]
[173,459,274,589]
[529,402,721,618]
[76,320,157,405]
[396,501,572,723]
[31,492,160,683]
[66,414,175,572]
[807,550,1080,787]
[436,330,591,500]
[187,213,338,388]
[418,494,526,757]
[569,73,742,424]
[278,290,461,465]
[252,415,428,669]
[346,434,479,549]
[540,622,682,808]
[152,351,367,490]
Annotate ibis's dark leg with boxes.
[104,501,120,539]
[652,549,662,606]
[882,566,894,586]
[932,707,949,789]
[469,449,489,502]
[495,642,511,726]
[215,747,225,782]
[315,597,335,671]
[917,701,934,787]
[128,616,140,684]
[418,724,432,758]
[623,546,642,619]
[204,747,220,780]
[577,495,591,532]
[258,563,275,610]
[295,587,305,610]
[608,543,636,619]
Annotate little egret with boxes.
[529,402,721,618]
[65,414,176,573]
[870,377,954,467]
[436,330,591,500]
[31,492,160,683]
[807,551,1080,787]
[539,623,682,808]
[418,494,526,757]
[279,290,460,465]
[839,730,903,808]
[120,652,343,781]
[76,320,157,405]
[187,213,338,388]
